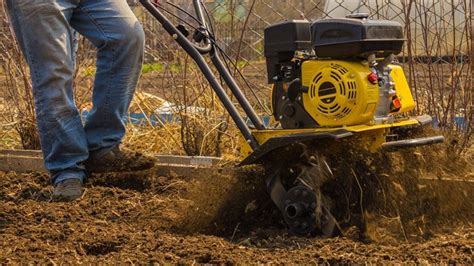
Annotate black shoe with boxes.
[85,145,156,174]
[53,179,83,201]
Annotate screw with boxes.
[302,191,308,197]
[301,222,308,229]
[294,189,301,196]
[294,221,300,228]
[172,34,178,39]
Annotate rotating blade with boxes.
[294,146,339,237]
[296,148,334,191]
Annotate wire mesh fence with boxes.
[0,0,472,152]
[139,1,471,60]
[136,0,472,145]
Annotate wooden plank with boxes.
[0,149,224,174]
[0,154,46,173]
[0,149,42,157]
[155,155,222,166]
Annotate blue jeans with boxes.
[6,0,145,185]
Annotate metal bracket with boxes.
[240,130,353,166]
[382,135,445,151]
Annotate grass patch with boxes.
[81,63,181,76]
[142,63,164,74]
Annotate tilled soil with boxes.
[0,148,473,263]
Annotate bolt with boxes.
[302,191,308,197]
[301,222,308,229]
[285,200,291,205]
[311,203,317,209]
[294,221,300,228]
[282,96,286,100]
[311,213,317,219]
[294,189,301,196]
[172,34,178,39]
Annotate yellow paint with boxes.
[350,128,389,152]
[389,65,416,114]
[301,60,379,126]
[239,118,420,158]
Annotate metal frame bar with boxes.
[140,0,264,150]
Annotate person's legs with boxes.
[5,0,88,185]
[70,0,145,158]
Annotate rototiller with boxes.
[140,0,444,236]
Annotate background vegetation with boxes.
[0,0,472,157]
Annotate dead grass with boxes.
[0,1,471,156]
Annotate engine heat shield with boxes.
[301,60,379,126]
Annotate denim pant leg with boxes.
[6,0,88,185]
[70,0,145,158]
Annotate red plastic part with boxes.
[367,72,378,84]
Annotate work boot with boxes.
[85,145,156,174]
[53,179,84,201]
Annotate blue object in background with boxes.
[432,115,466,129]
[83,110,272,128]
[454,115,466,128]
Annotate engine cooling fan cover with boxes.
[301,60,379,126]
